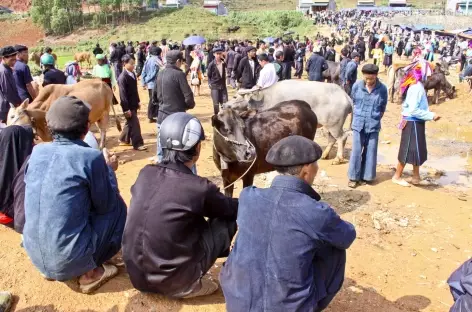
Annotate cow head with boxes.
[436,61,450,76]
[7,99,50,142]
[444,84,456,100]
[212,108,257,164]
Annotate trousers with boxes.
[295,61,304,78]
[119,110,144,149]
[211,88,228,115]
[147,89,158,120]
[283,61,293,79]
[172,218,237,298]
[348,129,379,182]
[113,62,123,79]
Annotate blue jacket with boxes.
[220,176,356,312]
[141,56,161,90]
[340,57,351,85]
[23,137,122,280]
[448,259,472,312]
[306,53,328,82]
[351,79,388,133]
[344,60,358,84]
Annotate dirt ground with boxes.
[0,19,44,48]
[1,52,472,311]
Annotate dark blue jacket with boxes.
[351,79,388,133]
[340,57,351,85]
[306,53,328,82]
[448,259,472,312]
[344,60,358,85]
[220,175,356,312]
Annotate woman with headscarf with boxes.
[392,61,441,187]
[383,41,394,71]
[0,125,34,229]
[92,54,118,105]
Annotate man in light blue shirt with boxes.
[141,46,164,123]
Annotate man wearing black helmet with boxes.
[123,112,238,299]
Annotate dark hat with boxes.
[1,46,17,57]
[46,96,90,132]
[245,46,256,52]
[351,51,360,58]
[266,135,322,166]
[362,63,379,74]
[159,112,205,151]
[166,50,183,64]
[14,45,28,53]
[213,47,224,53]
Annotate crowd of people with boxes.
[1,9,472,311]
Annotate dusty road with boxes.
[0,59,471,312]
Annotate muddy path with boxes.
[0,55,471,311]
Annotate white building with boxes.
[357,0,375,7]
[389,0,407,6]
[161,0,188,8]
[203,0,228,15]
[297,0,336,12]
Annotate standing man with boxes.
[294,43,306,79]
[153,50,195,162]
[110,43,124,79]
[274,51,286,81]
[0,46,21,123]
[226,45,236,88]
[232,47,243,88]
[141,46,164,123]
[339,48,350,86]
[256,53,279,89]
[256,41,267,55]
[236,46,259,90]
[306,48,328,82]
[282,41,295,80]
[118,55,146,151]
[40,54,66,87]
[135,44,146,78]
[344,51,360,96]
[13,45,36,102]
[348,64,388,188]
[92,44,103,57]
[220,135,356,311]
[206,47,227,115]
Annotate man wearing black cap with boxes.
[153,50,195,162]
[123,112,238,299]
[306,47,328,82]
[23,96,127,294]
[13,45,36,102]
[343,51,360,96]
[207,47,228,114]
[0,46,21,123]
[235,46,259,90]
[348,64,387,188]
[220,135,356,312]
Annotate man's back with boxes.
[13,61,33,101]
[43,68,66,86]
[221,176,356,312]
[307,53,327,81]
[23,139,118,280]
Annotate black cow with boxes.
[424,66,456,104]
[227,26,240,33]
[323,61,340,84]
[212,100,318,197]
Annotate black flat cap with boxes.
[213,47,224,53]
[351,51,360,58]
[362,63,379,74]
[266,135,322,166]
[166,50,183,64]
[14,45,28,53]
[1,46,17,57]
[46,96,90,132]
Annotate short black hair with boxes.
[122,54,135,63]
[257,53,269,62]
[275,51,284,59]
[268,48,275,53]
[161,144,199,165]
[161,39,167,45]
[44,47,52,53]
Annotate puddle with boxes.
[377,145,472,188]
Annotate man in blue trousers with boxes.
[220,135,356,312]
[348,64,388,188]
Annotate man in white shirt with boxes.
[256,53,279,89]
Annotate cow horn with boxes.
[10,103,15,109]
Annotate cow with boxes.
[424,67,456,104]
[323,61,340,84]
[212,100,318,197]
[7,80,121,149]
[224,80,353,164]
[74,52,92,69]
[387,60,451,103]
[227,26,240,33]
[29,52,58,67]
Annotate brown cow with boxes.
[212,100,318,197]
[74,52,92,69]
[29,52,58,67]
[7,80,121,149]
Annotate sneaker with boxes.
[0,291,12,312]
[182,278,219,299]
[135,146,147,151]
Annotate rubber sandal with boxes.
[0,291,12,312]
[411,179,432,186]
[392,177,411,187]
[79,264,119,294]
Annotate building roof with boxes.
[389,0,407,4]
[203,0,221,5]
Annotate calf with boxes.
[212,100,318,197]
[424,67,456,104]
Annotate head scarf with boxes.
[400,60,432,95]
[0,126,34,218]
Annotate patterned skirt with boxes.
[398,120,427,166]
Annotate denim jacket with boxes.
[141,56,162,90]
[23,137,120,280]
[351,79,388,133]
[220,176,356,312]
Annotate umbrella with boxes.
[263,37,275,44]
[183,36,206,46]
